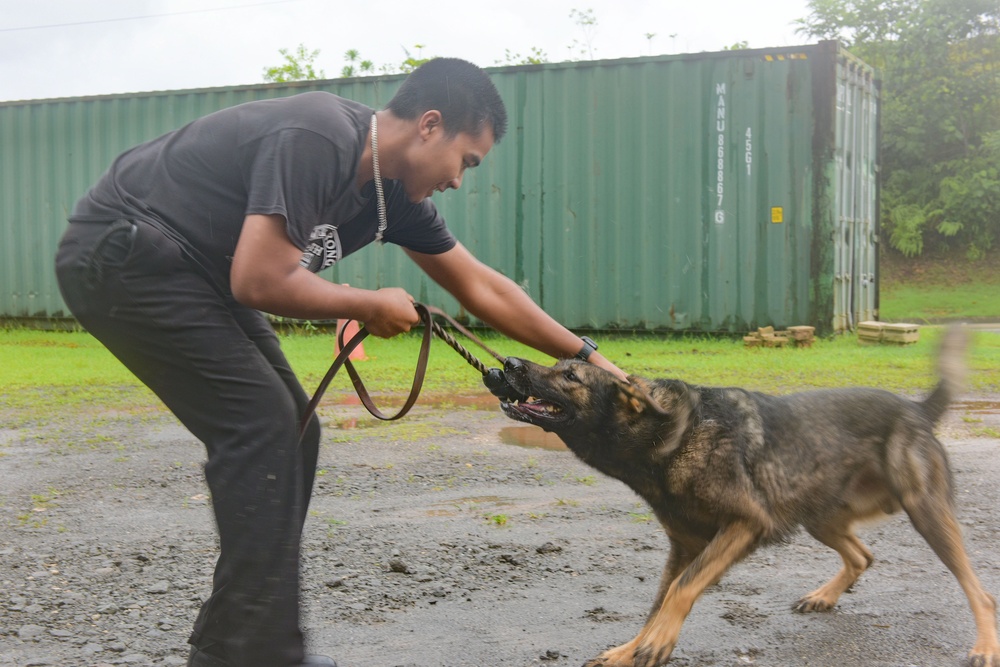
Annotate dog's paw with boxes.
[632,643,673,667]
[584,643,634,667]
[794,593,837,613]
[967,645,1000,667]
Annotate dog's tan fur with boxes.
[500,328,998,667]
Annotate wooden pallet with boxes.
[858,321,920,345]
[744,325,816,348]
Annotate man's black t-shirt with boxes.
[70,91,456,286]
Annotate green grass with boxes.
[2,252,997,417]
[2,326,998,421]
[0,329,161,418]
[879,251,1000,323]
[879,282,999,322]
[291,326,1000,396]
[0,329,139,387]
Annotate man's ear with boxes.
[418,110,443,139]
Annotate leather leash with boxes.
[298,302,507,438]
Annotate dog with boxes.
[498,327,998,667]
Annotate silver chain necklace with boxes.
[370,113,388,243]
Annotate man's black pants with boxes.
[56,219,322,666]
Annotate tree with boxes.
[262,44,326,83]
[797,0,1000,258]
[341,49,374,78]
[644,33,657,55]
[399,44,432,73]
[568,8,598,60]
[495,47,549,66]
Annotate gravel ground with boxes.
[1,391,998,667]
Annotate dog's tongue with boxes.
[483,368,529,403]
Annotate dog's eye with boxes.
[563,369,580,383]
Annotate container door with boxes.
[832,52,880,331]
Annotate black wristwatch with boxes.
[575,336,598,361]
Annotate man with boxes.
[55,58,625,667]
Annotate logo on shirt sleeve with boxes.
[299,224,342,272]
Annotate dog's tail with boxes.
[921,325,969,424]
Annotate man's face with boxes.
[401,121,495,203]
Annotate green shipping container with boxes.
[0,40,878,334]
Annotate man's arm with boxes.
[231,214,420,338]
[405,242,627,380]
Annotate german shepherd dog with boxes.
[499,328,998,667]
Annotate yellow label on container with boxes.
[771,207,784,223]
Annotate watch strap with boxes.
[575,336,598,361]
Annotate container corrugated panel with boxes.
[521,44,878,333]
[0,41,877,333]
[0,78,402,320]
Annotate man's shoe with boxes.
[188,645,337,667]
[187,646,227,667]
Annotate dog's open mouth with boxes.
[500,396,567,424]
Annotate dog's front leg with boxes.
[586,523,759,667]
[583,540,702,667]
[643,536,703,623]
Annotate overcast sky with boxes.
[1,0,816,103]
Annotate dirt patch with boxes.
[880,249,1000,289]
[1,392,998,667]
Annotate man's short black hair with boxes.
[387,58,508,144]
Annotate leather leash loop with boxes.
[338,303,434,422]
[298,302,503,439]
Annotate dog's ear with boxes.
[617,377,669,415]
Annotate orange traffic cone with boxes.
[335,319,368,361]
